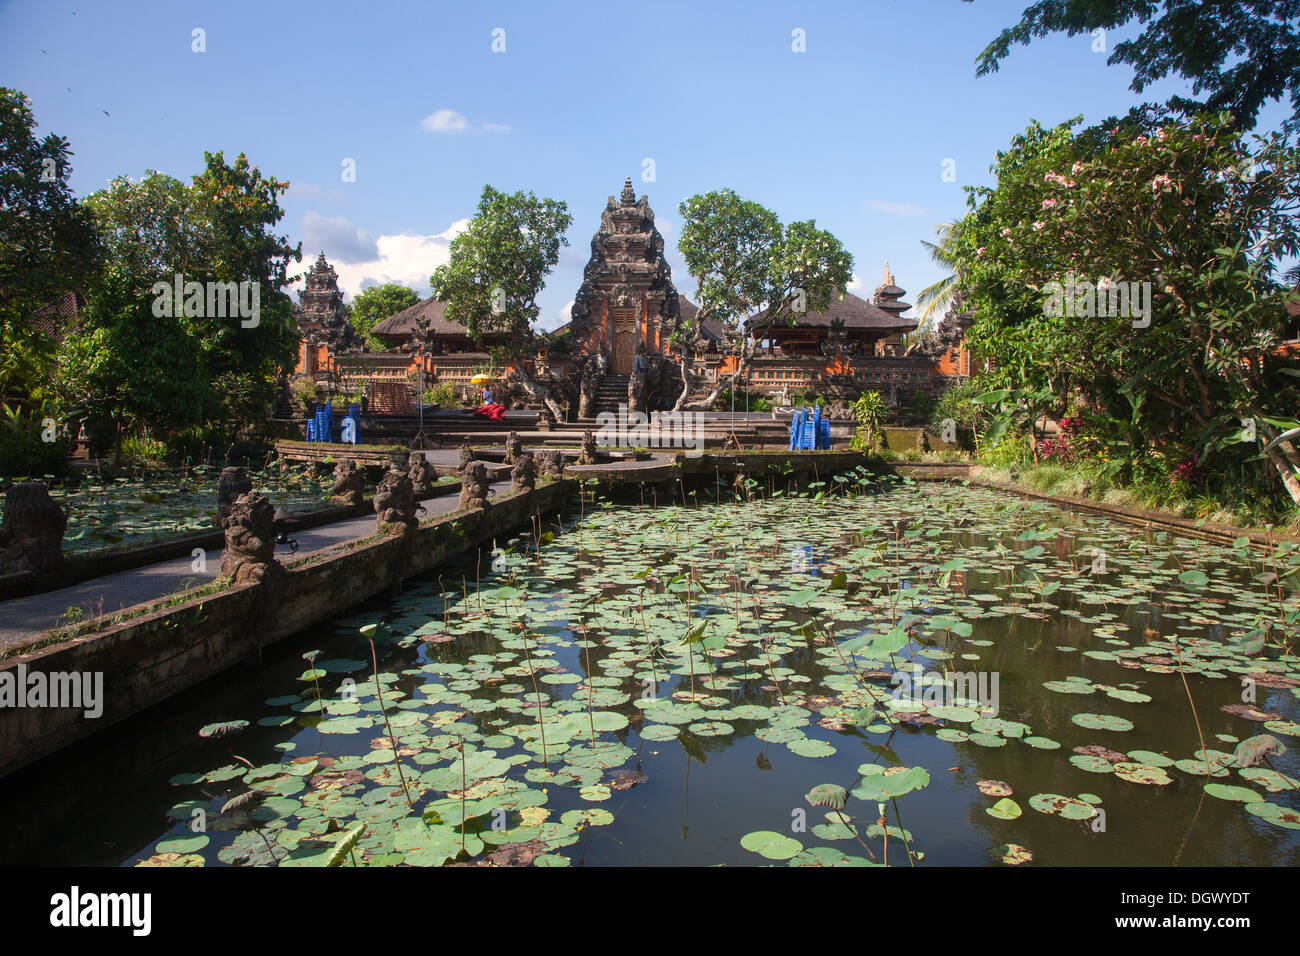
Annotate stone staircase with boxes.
[586,374,630,420]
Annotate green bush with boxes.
[0,407,69,477]
[423,383,456,407]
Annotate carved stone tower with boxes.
[568,178,681,375]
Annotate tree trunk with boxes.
[671,355,695,412]
[678,360,748,412]
[512,364,567,423]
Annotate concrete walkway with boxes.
[0,476,510,649]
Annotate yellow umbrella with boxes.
[470,374,494,386]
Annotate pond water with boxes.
[0,466,333,557]
[5,478,1299,867]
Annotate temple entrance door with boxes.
[610,308,637,375]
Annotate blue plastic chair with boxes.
[788,408,804,451]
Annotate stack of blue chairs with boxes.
[788,406,830,451]
[307,405,333,443]
[788,408,804,450]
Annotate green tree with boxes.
[189,151,301,428]
[971,0,1300,133]
[673,189,853,410]
[0,88,100,411]
[351,282,419,350]
[429,185,573,419]
[64,153,301,458]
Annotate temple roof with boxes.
[747,288,917,333]
[371,297,483,340]
[28,291,84,342]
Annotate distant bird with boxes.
[101,109,109,117]
[41,48,46,53]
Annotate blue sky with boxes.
[3,0,1291,330]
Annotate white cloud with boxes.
[862,199,926,217]
[847,272,868,296]
[540,299,575,333]
[285,182,346,203]
[421,110,510,134]
[288,218,469,302]
[422,109,468,132]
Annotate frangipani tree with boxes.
[952,112,1300,501]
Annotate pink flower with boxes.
[1156,128,1168,142]
[1000,227,1012,237]
[976,246,986,257]
[1136,135,1149,144]
[1041,198,1059,210]
[1032,221,1045,231]
[1071,161,1085,175]
[1151,174,1173,193]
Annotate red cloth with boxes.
[473,403,506,420]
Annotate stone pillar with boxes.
[374,468,418,535]
[219,491,282,584]
[218,467,252,529]
[0,482,67,576]
[510,454,536,494]
[458,462,491,510]
[329,459,365,507]
[408,454,436,497]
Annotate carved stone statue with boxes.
[0,482,67,576]
[510,454,536,494]
[504,431,523,465]
[629,344,651,414]
[458,461,491,511]
[374,468,418,534]
[329,459,365,507]
[219,491,281,584]
[579,429,598,465]
[218,466,252,529]
[408,454,437,497]
[578,361,600,421]
[458,441,474,471]
[536,450,566,478]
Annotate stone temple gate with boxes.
[568,178,682,375]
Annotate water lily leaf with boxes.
[805,784,848,810]
[740,830,802,860]
[1244,800,1300,830]
[1028,793,1097,821]
[990,843,1033,865]
[1113,762,1173,786]
[986,798,1022,820]
[1202,783,1263,803]
[1071,713,1134,732]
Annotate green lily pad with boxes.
[986,798,1022,820]
[1071,713,1134,732]
[740,830,802,860]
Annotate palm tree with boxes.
[914,220,964,324]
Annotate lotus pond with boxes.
[7,478,1300,867]
[0,465,333,557]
